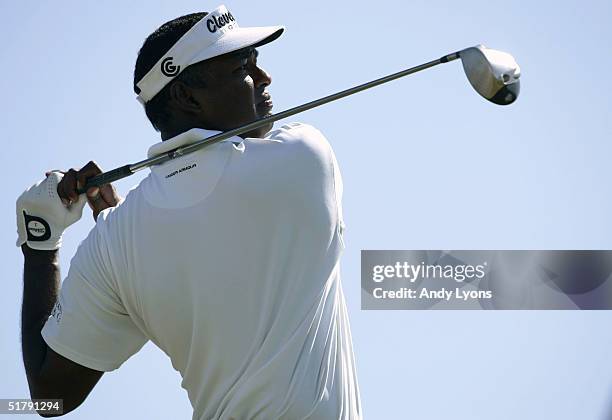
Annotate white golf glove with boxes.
[16,171,87,251]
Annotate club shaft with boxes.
[78,51,460,193]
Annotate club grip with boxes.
[77,164,133,194]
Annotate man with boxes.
[17,5,361,419]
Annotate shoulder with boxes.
[71,189,142,283]
[94,196,127,231]
[95,181,146,224]
[265,122,329,148]
[87,185,144,246]
[257,123,340,200]
[264,122,333,168]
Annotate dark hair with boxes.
[133,12,209,131]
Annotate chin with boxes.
[260,121,273,136]
[252,118,274,137]
[241,123,272,139]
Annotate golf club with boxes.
[77,44,521,194]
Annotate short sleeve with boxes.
[41,224,148,372]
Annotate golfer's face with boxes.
[193,48,273,137]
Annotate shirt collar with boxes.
[147,128,243,158]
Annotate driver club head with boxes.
[459,45,521,105]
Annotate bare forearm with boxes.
[21,245,60,391]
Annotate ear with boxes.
[168,81,202,114]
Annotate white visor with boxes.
[136,4,284,104]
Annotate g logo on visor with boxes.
[161,57,180,77]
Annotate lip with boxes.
[256,93,273,110]
[257,99,273,109]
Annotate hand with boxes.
[16,172,86,250]
[56,161,122,221]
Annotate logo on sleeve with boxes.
[161,57,180,77]
[23,211,51,242]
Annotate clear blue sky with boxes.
[2,1,611,418]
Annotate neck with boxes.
[160,121,208,141]
[159,119,269,142]
[159,117,207,141]
[160,128,186,141]
[160,127,259,142]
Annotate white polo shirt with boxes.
[42,123,362,419]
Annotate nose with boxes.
[252,65,272,89]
